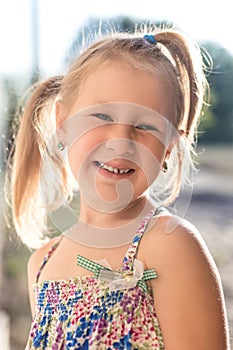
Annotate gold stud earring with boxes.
[162,160,168,173]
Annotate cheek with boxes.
[138,138,166,184]
[140,137,166,164]
[67,133,101,178]
[131,137,166,192]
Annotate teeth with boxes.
[120,169,129,174]
[96,161,131,174]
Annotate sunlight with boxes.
[0,0,232,76]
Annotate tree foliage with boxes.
[199,42,233,143]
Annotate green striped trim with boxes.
[77,255,111,279]
[77,255,158,292]
[139,269,158,293]
[136,280,148,293]
[143,269,158,280]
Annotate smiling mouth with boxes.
[94,161,135,174]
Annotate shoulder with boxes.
[143,213,216,273]
[142,213,221,289]
[27,236,60,283]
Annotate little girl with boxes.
[8,27,229,349]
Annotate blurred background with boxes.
[0,0,232,349]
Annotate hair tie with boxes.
[143,34,157,45]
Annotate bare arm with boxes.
[145,217,230,350]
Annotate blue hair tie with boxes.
[144,34,157,45]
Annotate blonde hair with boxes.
[6,27,209,248]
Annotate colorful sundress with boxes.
[26,208,164,349]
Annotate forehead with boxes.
[69,64,174,120]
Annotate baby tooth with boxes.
[98,162,132,174]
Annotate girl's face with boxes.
[58,64,176,213]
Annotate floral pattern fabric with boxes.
[26,208,164,349]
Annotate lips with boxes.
[94,161,135,175]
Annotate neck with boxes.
[64,196,156,248]
[79,195,152,228]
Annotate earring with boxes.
[57,140,66,151]
[162,160,168,173]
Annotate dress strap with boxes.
[121,207,163,273]
[35,239,60,283]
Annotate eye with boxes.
[91,113,113,122]
[136,124,159,131]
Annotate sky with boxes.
[0,0,232,76]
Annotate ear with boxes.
[165,129,184,159]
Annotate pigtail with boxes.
[148,30,209,205]
[155,30,208,142]
[8,76,64,248]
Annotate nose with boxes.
[105,124,135,156]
